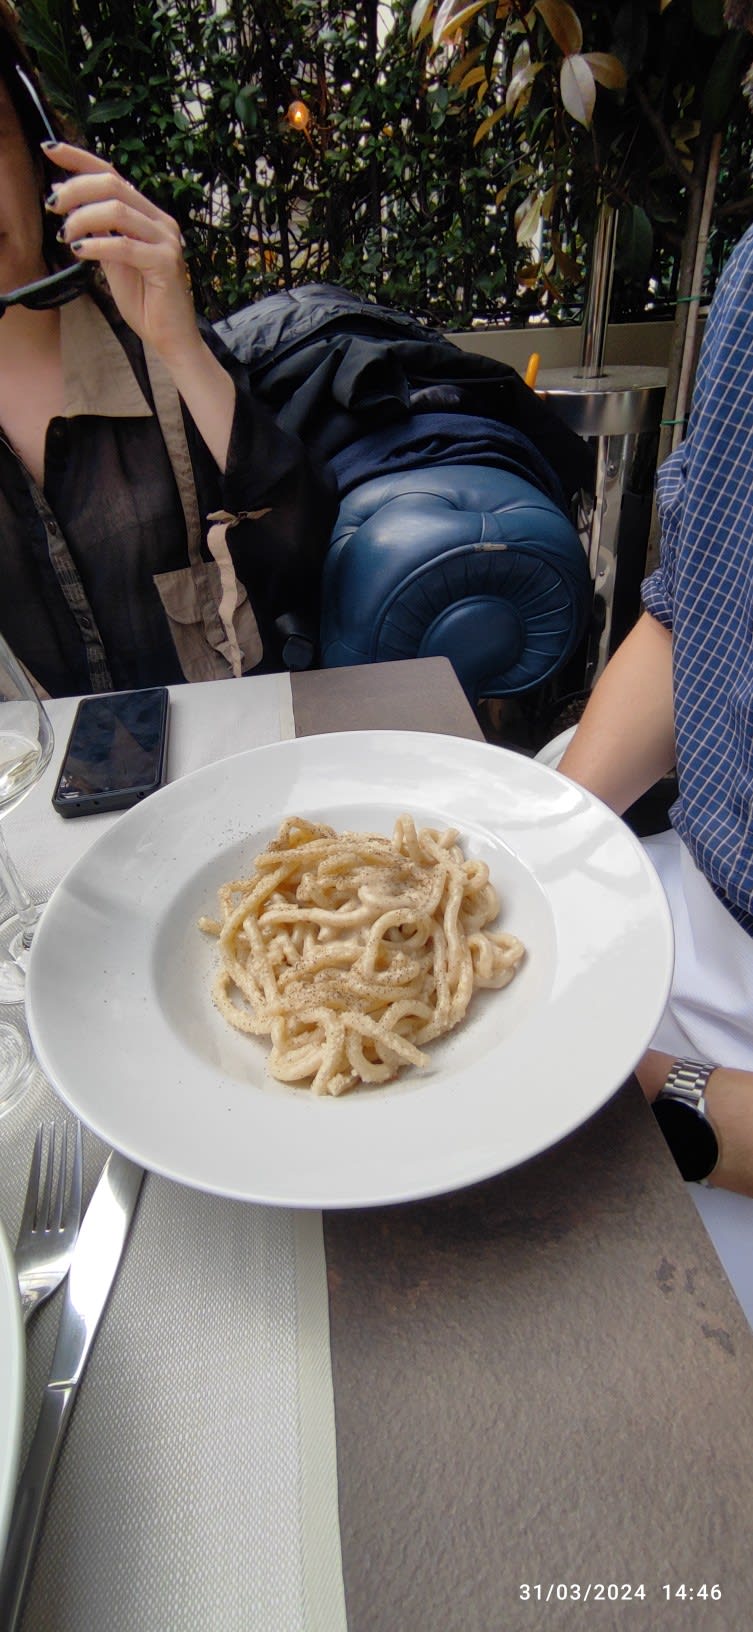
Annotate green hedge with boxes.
[15,0,753,327]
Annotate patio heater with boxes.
[535,200,666,688]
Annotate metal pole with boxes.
[577,198,619,380]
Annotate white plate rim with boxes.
[0,1214,23,1556]
[26,729,674,1208]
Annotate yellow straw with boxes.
[524,352,540,389]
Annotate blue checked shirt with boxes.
[642,222,753,937]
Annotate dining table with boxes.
[1,653,753,1632]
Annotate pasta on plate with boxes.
[199,814,525,1096]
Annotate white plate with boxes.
[0,1216,23,1555]
[26,731,673,1209]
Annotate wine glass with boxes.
[0,819,44,977]
[0,635,54,1112]
[0,887,24,1004]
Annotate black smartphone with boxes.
[51,687,170,818]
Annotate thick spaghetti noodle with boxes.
[199,814,525,1096]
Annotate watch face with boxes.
[652,1097,719,1183]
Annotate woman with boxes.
[0,7,335,696]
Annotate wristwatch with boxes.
[652,1058,719,1184]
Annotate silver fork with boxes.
[15,1120,83,1324]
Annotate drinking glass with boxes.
[0,1017,35,1117]
[0,636,54,1111]
[0,888,24,1004]
[0,823,45,978]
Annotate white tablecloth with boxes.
[0,675,347,1632]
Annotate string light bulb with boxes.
[287,99,311,131]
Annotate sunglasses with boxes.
[0,66,93,318]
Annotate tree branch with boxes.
[716,194,753,219]
[632,82,702,193]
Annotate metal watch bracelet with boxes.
[659,1058,719,1186]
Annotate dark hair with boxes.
[0,3,67,144]
[0,1,78,271]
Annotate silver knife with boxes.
[0,1151,144,1631]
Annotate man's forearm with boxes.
[558,611,676,815]
[638,1050,753,1198]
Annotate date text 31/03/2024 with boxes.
[518,1584,722,1602]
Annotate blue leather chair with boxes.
[216,288,593,701]
[320,463,591,706]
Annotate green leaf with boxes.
[560,55,595,128]
[551,236,581,280]
[87,98,137,124]
[583,53,627,91]
[234,86,258,128]
[702,31,752,130]
[473,105,507,145]
[612,3,649,77]
[616,202,653,285]
[82,36,116,76]
[505,62,543,116]
[448,43,485,85]
[691,0,724,37]
[410,0,434,41]
[535,0,583,57]
[515,193,543,244]
[459,66,488,91]
[432,0,488,48]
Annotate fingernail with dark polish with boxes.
[40,139,59,151]
[45,188,59,208]
[70,240,84,252]
[55,228,67,244]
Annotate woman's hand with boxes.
[43,140,237,469]
[43,141,201,370]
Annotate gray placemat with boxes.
[326,1081,753,1632]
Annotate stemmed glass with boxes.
[0,635,54,1114]
[0,821,44,977]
